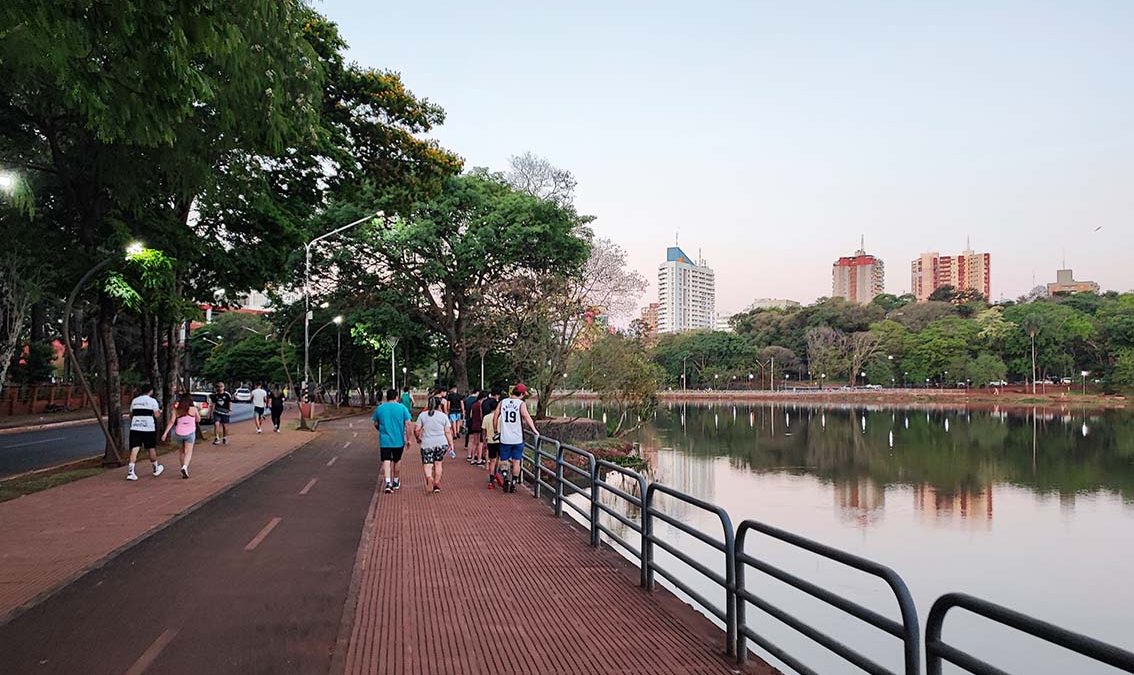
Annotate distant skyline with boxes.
[324,0,1133,314]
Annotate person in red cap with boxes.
[492,382,538,492]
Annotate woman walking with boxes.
[269,386,286,433]
[415,394,453,493]
[162,392,200,479]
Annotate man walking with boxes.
[126,385,164,481]
[492,383,538,493]
[250,382,268,434]
[210,382,234,445]
[373,388,412,493]
[400,385,414,413]
[481,389,502,489]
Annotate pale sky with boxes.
[321,0,1134,315]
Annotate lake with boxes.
[548,400,1134,675]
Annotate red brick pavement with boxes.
[339,452,775,675]
[0,423,315,624]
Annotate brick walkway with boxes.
[340,449,774,675]
[0,422,314,624]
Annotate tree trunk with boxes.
[449,341,470,392]
[30,301,45,342]
[162,320,182,427]
[97,293,125,465]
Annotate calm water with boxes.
[550,401,1134,675]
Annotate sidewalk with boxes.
[338,453,774,675]
[0,422,316,625]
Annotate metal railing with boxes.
[518,432,1134,674]
[736,520,920,675]
[926,593,1134,675]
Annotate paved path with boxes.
[0,416,311,623]
[340,443,772,675]
[0,403,263,478]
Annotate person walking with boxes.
[400,385,414,414]
[373,388,412,493]
[415,394,453,493]
[209,382,234,445]
[161,392,200,479]
[466,390,487,466]
[447,387,465,445]
[269,386,286,432]
[126,385,164,481]
[481,389,502,489]
[250,382,268,434]
[492,383,538,493]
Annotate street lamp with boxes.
[304,212,382,405]
[334,315,344,406]
[0,171,16,195]
[1081,370,1089,395]
[402,366,408,389]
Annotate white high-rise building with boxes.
[657,245,715,333]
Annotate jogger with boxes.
[373,388,412,493]
[126,385,163,481]
[269,387,285,432]
[251,383,268,433]
[209,382,233,445]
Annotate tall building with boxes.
[657,245,715,334]
[1047,269,1099,295]
[831,237,884,304]
[911,243,992,301]
[638,303,659,344]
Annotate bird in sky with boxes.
[1094,226,1103,231]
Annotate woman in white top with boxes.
[415,395,453,493]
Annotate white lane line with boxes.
[352,432,358,438]
[326,456,338,467]
[123,627,179,675]
[348,422,353,428]
[244,517,282,551]
[299,478,318,495]
[343,441,351,448]
[2,436,65,449]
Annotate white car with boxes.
[233,387,252,402]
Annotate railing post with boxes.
[723,516,737,658]
[589,457,599,547]
[553,440,564,518]
[735,525,748,664]
[531,435,542,500]
[643,483,655,591]
[637,472,649,589]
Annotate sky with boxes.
[320,0,1134,316]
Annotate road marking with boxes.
[244,517,282,551]
[348,422,353,428]
[326,456,338,467]
[124,627,179,675]
[299,478,318,495]
[2,436,65,449]
[352,431,358,438]
[343,441,351,448]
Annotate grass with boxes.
[0,464,106,503]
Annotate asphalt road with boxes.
[0,418,376,674]
[0,403,257,478]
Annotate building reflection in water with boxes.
[834,477,886,527]
[913,483,993,528]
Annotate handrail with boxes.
[926,593,1134,675]
[645,482,737,657]
[517,433,1133,675]
[736,519,920,674]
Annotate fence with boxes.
[519,431,1134,675]
[0,384,131,417]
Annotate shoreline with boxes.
[556,388,1128,414]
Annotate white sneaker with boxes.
[153,464,165,477]
[126,471,138,481]
[257,428,262,434]
[180,466,189,479]
[275,428,280,433]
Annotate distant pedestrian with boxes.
[463,389,479,462]
[161,392,200,479]
[466,390,488,466]
[481,389,503,489]
[493,383,538,493]
[269,386,285,432]
[126,385,164,481]
[209,382,234,445]
[250,382,268,434]
[373,388,412,493]
[415,394,453,493]
[400,385,414,414]
[447,387,465,453]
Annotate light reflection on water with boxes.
[554,401,1134,675]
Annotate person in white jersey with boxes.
[126,385,164,481]
[492,383,538,493]
[250,382,268,433]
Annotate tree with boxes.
[505,152,578,210]
[576,333,661,436]
[1112,349,1134,391]
[889,301,958,332]
[0,233,48,390]
[338,173,589,392]
[806,326,848,382]
[928,285,957,303]
[202,338,289,386]
[847,332,884,386]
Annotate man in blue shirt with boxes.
[372,388,412,494]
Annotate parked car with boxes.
[864,384,882,390]
[1060,377,1073,385]
[234,387,252,402]
[988,380,1008,387]
[190,392,213,422]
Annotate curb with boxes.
[0,454,103,484]
[0,416,125,436]
[327,479,381,675]
[0,434,320,630]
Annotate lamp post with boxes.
[682,357,688,393]
[402,366,408,389]
[304,212,381,404]
[1081,370,1089,395]
[335,316,344,406]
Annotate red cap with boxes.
[514,383,528,395]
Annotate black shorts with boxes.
[487,443,500,459]
[129,430,157,450]
[214,411,230,424]
[254,406,265,417]
[380,446,404,462]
